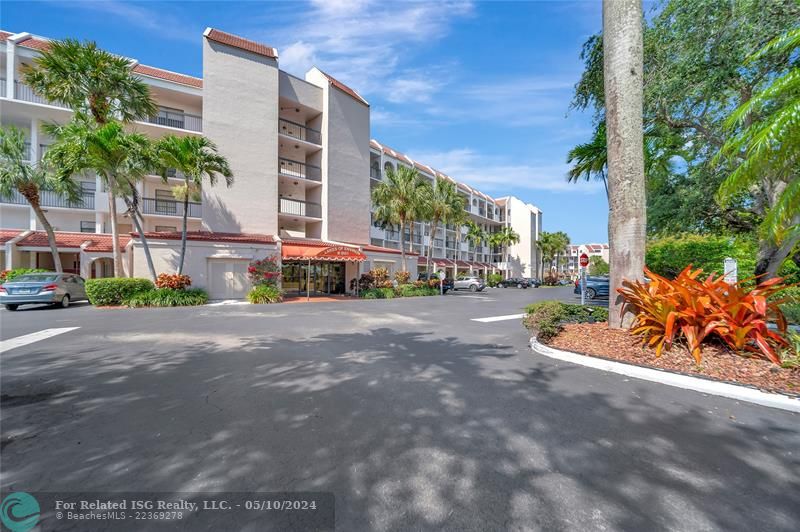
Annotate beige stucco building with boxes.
[1,28,542,298]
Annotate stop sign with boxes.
[579,253,589,268]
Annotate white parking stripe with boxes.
[0,327,80,354]
[471,313,525,323]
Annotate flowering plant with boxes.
[155,273,192,290]
[248,256,281,287]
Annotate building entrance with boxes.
[282,261,346,295]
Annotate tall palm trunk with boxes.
[121,196,157,281]
[177,178,190,275]
[399,220,407,272]
[107,188,124,277]
[603,0,646,328]
[426,218,439,274]
[24,191,63,273]
[408,223,415,254]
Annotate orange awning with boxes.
[282,243,366,262]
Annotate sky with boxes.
[4,0,610,244]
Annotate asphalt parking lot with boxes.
[1,286,798,531]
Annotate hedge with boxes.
[85,278,154,306]
[361,285,439,299]
[524,301,609,341]
[125,288,208,308]
[247,284,283,304]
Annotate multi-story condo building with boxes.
[0,28,541,299]
[561,243,610,275]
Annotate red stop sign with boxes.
[579,253,589,268]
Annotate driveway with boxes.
[1,287,798,531]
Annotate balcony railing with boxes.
[0,78,5,98]
[278,197,321,218]
[142,197,201,218]
[14,81,65,106]
[146,108,202,132]
[278,157,321,181]
[385,230,401,241]
[0,190,95,210]
[279,119,321,145]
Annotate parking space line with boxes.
[471,313,525,323]
[0,327,80,354]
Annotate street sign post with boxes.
[724,257,738,285]
[579,254,589,306]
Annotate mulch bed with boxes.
[545,322,800,397]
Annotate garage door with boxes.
[207,259,250,300]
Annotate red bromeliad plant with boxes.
[155,273,192,290]
[247,256,281,287]
[619,266,791,364]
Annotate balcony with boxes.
[146,108,202,132]
[278,197,321,218]
[0,78,5,98]
[278,157,321,182]
[13,81,66,107]
[279,119,321,145]
[0,190,95,210]
[142,197,201,218]
[370,167,381,179]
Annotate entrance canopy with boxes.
[282,243,366,262]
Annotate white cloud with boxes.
[407,147,603,194]
[264,0,474,100]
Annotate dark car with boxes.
[574,276,610,299]
[498,277,529,289]
[525,278,541,288]
[418,273,454,293]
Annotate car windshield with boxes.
[10,274,59,283]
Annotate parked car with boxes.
[0,272,88,310]
[418,273,454,293]
[525,278,541,288]
[497,277,529,289]
[453,275,486,292]
[573,276,610,300]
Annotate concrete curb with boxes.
[530,336,800,413]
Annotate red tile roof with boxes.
[318,70,369,107]
[14,231,130,252]
[0,229,22,244]
[133,64,202,88]
[204,28,278,59]
[136,231,276,245]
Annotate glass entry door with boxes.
[281,262,346,295]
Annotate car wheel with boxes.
[5,304,18,311]
[517,283,523,289]
[469,284,477,292]
[60,295,70,308]
[586,288,597,300]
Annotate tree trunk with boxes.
[122,196,157,281]
[399,220,407,272]
[603,0,647,329]
[755,220,800,282]
[178,184,190,275]
[409,223,415,254]
[107,189,124,277]
[426,218,439,274]
[27,197,63,273]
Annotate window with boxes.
[155,225,177,232]
[80,221,96,233]
[80,181,96,193]
[155,189,176,214]
[154,106,185,129]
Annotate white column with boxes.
[5,36,15,98]
[30,118,39,163]
[4,243,12,270]
[29,208,37,230]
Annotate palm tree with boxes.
[536,231,558,282]
[421,177,463,273]
[155,135,232,274]
[464,220,486,257]
[717,27,800,278]
[603,0,647,328]
[567,120,608,198]
[22,38,157,126]
[372,165,426,272]
[0,125,78,273]
[550,231,571,277]
[46,121,158,279]
[490,226,521,277]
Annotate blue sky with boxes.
[5,0,609,243]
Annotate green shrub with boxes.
[524,301,609,341]
[85,278,154,306]
[0,268,49,283]
[487,273,503,287]
[126,288,208,307]
[780,286,800,325]
[247,284,283,304]
[360,287,396,299]
[646,234,757,280]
